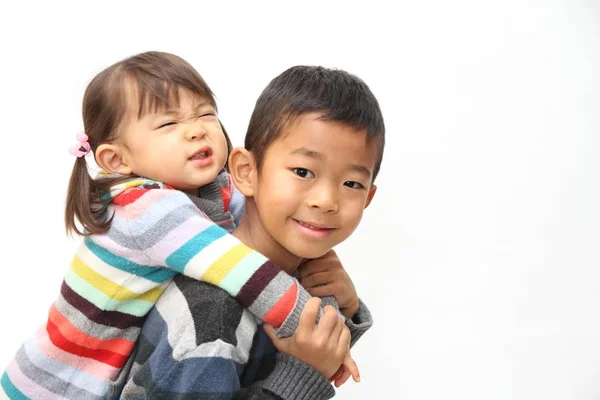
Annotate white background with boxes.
[1,1,599,399]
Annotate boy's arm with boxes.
[125,188,310,337]
[236,353,335,400]
[119,280,333,400]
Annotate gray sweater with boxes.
[116,275,373,399]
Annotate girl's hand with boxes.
[298,250,360,319]
[263,298,358,381]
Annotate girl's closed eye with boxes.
[293,168,315,179]
[158,121,177,129]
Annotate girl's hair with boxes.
[65,51,232,236]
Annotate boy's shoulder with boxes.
[148,275,259,353]
[121,278,263,398]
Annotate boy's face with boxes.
[251,112,378,259]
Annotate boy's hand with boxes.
[299,250,360,319]
[264,297,359,381]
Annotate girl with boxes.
[1,51,356,400]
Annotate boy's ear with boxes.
[229,147,255,197]
[95,144,132,175]
[364,184,377,209]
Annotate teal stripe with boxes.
[165,225,227,273]
[64,269,155,317]
[84,237,176,283]
[1,372,30,400]
[218,251,268,296]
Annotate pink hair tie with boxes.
[68,132,91,158]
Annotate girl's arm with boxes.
[123,188,310,337]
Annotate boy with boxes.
[118,65,385,399]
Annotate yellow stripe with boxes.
[123,179,144,188]
[70,255,165,303]
[202,243,253,285]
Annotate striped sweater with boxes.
[0,172,313,400]
[118,277,373,399]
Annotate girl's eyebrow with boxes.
[163,101,212,116]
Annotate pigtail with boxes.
[64,157,112,236]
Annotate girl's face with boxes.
[106,86,228,193]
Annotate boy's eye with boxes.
[293,168,315,179]
[344,181,365,189]
[159,121,177,129]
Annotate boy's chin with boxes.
[291,246,332,261]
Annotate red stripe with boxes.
[113,188,151,206]
[48,304,134,356]
[220,186,231,212]
[221,174,234,212]
[45,319,128,368]
[263,282,297,327]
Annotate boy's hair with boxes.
[65,51,232,236]
[245,65,385,181]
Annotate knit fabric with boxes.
[0,171,313,400]
[118,276,373,399]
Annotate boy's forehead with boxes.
[279,112,371,145]
[272,112,378,169]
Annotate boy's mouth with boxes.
[293,219,335,231]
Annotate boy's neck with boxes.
[232,200,303,276]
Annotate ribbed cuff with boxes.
[276,282,312,338]
[319,295,339,309]
[346,298,373,348]
[263,353,335,400]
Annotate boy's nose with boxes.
[307,187,339,213]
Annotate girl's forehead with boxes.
[123,82,210,120]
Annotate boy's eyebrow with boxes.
[290,147,323,159]
[290,147,372,177]
[349,164,372,178]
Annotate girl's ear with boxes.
[229,147,255,197]
[95,144,132,175]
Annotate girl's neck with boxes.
[183,187,199,196]
[232,200,302,276]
